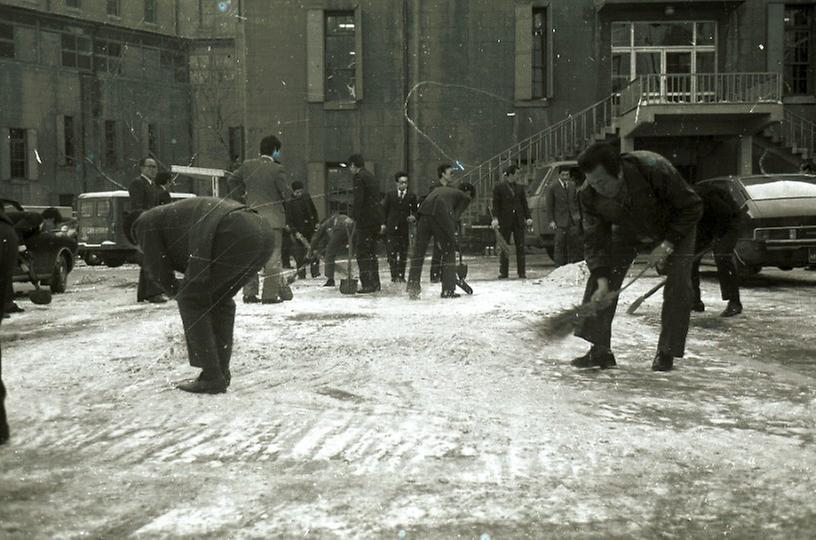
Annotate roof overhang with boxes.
[595,0,745,11]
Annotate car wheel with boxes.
[50,253,70,294]
[104,257,126,268]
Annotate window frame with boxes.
[324,10,358,103]
[106,0,121,18]
[94,38,123,75]
[61,32,92,71]
[66,0,81,9]
[784,5,814,96]
[0,22,15,59]
[144,0,157,25]
[9,128,27,179]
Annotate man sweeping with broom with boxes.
[570,143,702,372]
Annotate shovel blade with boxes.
[457,264,468,280]
[339,278,358,295]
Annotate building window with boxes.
[9,128,26,178]
[106,0,120,17]
[0,23,14,59]
[161,49,188,82]
[147,123,157,155]
[62,33,92,70]
[144,0,157,24]
[94,39,122,74]
[64,116,75,165]
[532,9,548,100]
[610,21,717,92]
[784,6,814,95]
[326,163,353,214]
[66,0,80,8]
[325,11,357,102]
[104,120,117,167]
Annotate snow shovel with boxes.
[455,228,472,295]
[339,223,358,295]
[19,251,52,305]
[625,248,711,315]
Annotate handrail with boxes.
[775,109,816,159]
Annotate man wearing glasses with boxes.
[381,172,418,283]
[128,157,168,304]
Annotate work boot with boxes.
[691,300,705,312]
[497,274,509,280]
[570,347,616,369]
[146,294,168,304]
[440,290,461,299]
[651,351,674,372]
[720,300,743,318]
[177,374,227,394]
[243,295,260,304]
[323,279,335,287]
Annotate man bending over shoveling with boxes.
[572,143,702,372]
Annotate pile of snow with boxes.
[535,261,590,288]
[745,180,816,200]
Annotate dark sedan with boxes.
[696,174,816,274]
[1,199,77,293]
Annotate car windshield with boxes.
[740,175,816,200]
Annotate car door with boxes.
[527,165,554,246]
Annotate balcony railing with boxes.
[619,72,783,114]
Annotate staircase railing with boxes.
[462,93,619,221]
[775,109,816,159]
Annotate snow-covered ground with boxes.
[1,256,815,538]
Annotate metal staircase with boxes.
[763,109,816,162]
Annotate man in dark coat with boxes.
[155,171,173,206]
[545,167,584,266]
[407,182,475,299]
[573,143,702,372]
[691,183,744,317]
[128,157,167,304]
[0,207,18,444]
[348,154,384,293]
[227,135,293,304]
[285,180,320,279]
[310,213,353,287]
[381,171,418,282]
[491,165,532,278]
[425,165,455,282]
[130,197,275,394]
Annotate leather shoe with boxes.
[441,290,461,298]
[651,351,674,372]
[570,347,616,369]
[4,303,24,313]
[720,301,742,317]
[323,279,335,287]
[357,286,379,294]
[692,300,705,312]
[497,274,509,280]
[177,377,227,394]
[147,295,168,304]
[243,295,260,304]
[430,276,441,284]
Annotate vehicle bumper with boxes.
[736,239,816,267]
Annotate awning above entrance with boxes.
[595,0,744,10]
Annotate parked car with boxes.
[76,190,195,267]
[695,173,816,274]
[525,160,578,259]
[1,198,77,294]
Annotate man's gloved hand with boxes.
[590,277,610,303]
[491,218,499,230]
[649,241,675,268]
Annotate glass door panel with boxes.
[665,51,692,102]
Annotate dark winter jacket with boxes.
[310,214,353,253]
[580,151,702,279]
[492,181,530,228]
[694,183,743,239]
[351,168,384,229]
[382,189,418,234]
[285,194,319,235]
[418,186,471,244]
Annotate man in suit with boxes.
[407,182,475,299]
[545,167,584,266]
[573,143,702,372]
[381,171,418,282]
[130,197,275,394]
[285,180,320,279]
[228,135,293,304]
[310,213,354,287]
[691,182,744,317]
[491,165,532,278]
[128,157,167,303]
[0,207,18,444]
[348,154,384,294]
[426,165,456,282]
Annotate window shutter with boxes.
[56,115,66,166]
[308,161,327,220]
[354,7,364,101]
[766,4,785,73]
[26,128,38,180]
[306,10,325,103]
[515,4,533,101]
[0,127,10,179]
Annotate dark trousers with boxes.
[176,211,274,378]
[281,232,292,268]
[292,230,320,279]
[322,230,350,281]
[691,226,740,304]
[553,225,584,267]
[499,223,526,276]
[430,242,442,281]
[355,227,381,289]
[0,221,19,442]
[408,216,457,293]
[387,230,409,280]
[137,265,165,301]
[575,231,697,358]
